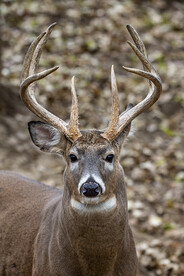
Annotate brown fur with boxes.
[0,130,137,276]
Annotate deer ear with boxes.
[28,121,67,153]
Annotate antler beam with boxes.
[101,25,162,142]
[20,23,82,142]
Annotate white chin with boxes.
[81,196,100,205]
[70,195,117,213]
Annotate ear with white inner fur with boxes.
[28,121,67,153]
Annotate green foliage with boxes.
[160,126,175,137]
[164,222,176,231]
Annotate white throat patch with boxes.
[71,195,117,213]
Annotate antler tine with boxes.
[101,65,120,141]
[126,25,159,80]
[68,76,82,140]
[126,41,152,73]
[21,31,46,82]
[29,23,57,77]
[20,24,81,143]
[126,25,147,58]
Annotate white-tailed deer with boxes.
[0,23,162,276]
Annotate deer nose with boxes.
[80,182,102,198]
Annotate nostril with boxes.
[80,182,102,198]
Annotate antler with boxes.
[101,25,162,142]
[20,23,82,142]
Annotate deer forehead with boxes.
[77,130,108,146]
[67,130,116,156]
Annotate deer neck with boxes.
[58,185,130,275]
[34,181,134,275]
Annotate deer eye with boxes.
[69,154,78,163]
[105,154,114,163]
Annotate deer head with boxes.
[20,23,162,212]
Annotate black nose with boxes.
[80,182,102,198]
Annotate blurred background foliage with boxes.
[0,0,184,275]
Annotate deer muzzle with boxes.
[80,182,102,198]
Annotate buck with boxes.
[0,23,162,276]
